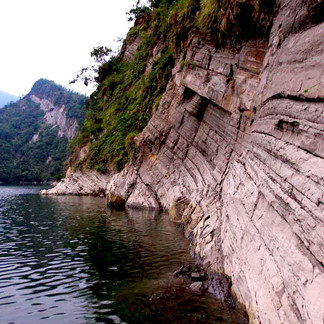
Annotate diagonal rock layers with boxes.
[106,1,324,322]
[44,0,324,322]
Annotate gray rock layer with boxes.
[40,169,110,196]
[106,1,324,323]
[46,1,324,322]
[41,146,113,196]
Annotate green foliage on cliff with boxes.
[71,44,174,172]
[197,0,275,43]
[132,0,274,50]
[71,0,274,173]
[0,79,87,184]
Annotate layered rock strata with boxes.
[30,94,79,140]
[40,170,110,196]
[106,1,324,323]
[43,0,324,323]
[41,146,113,196]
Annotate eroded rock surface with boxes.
[105,1,324,323]
[30,94,79,140]
[41,145,114,196]
[40,170,110,196]
[45,0,324,322]
[123,36,142,62]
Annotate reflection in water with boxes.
[0,186,243,323]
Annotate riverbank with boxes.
[1,186,246,323]
[41,1,324,322]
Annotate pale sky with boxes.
[0,0,136,96]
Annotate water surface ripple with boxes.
[0,186,241,324]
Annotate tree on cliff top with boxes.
[70,46,113,87]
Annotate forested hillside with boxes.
[0,79,87,184]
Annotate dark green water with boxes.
[0,186,241,324]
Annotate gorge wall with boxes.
[42,0,324,323]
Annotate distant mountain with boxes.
[0,90,20,108]
[0,79,87,184]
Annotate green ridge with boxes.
[0,79,87,184]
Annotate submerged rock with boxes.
[190,281,202,291]
[173,263,234,309]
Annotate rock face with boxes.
[40,169,110,196]
[123,36,142,62]
[105,1,324,323]
[30,94,79,140]
[41,145,114,196]
[46,0,324,322]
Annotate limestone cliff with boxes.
[29,94,79,140]
[43,0,324,322]
[41,145,113,195]
[27,78,87,140]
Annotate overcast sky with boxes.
[0,0,136,96]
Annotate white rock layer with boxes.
[44,1,324,322]
[30,94,79,140]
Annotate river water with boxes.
[0,186,243,324]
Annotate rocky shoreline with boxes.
[41,1,324,322]
[172,263,248,323]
